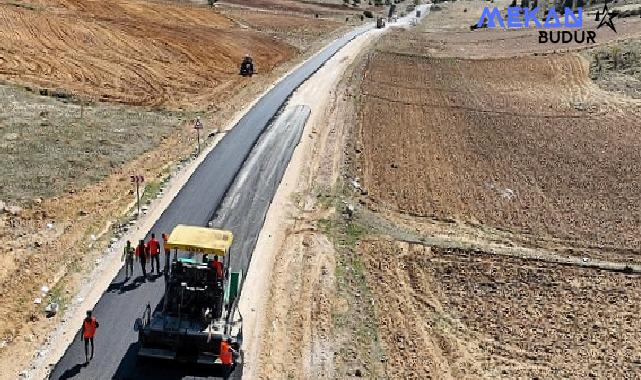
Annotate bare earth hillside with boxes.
[0,0,296,107]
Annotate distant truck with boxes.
[136,225,242,370]
[376,17,386,28]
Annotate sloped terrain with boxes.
[0,0,296,107]
[357,46,641,250]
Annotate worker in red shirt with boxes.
[162,233,170,275]
[219,338,236,379]
[80,310,99,363]
[136,239,147,278]
[147,233,160,275]
[210,256,223,281]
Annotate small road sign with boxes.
[194,118,203,155]
[130,175,145,215]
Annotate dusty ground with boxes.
[356,10,641,252]
[586,39,641,99]
[0,0,350,377]
[344,2,641,378]
[0,0,299,108]
[360,240,641,379]
[250,1,641,379]
[391,0,641,58]
[223,0,358,16]
[221,9,347,51]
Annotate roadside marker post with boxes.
[130,175,145,216]
[194,118,204,155]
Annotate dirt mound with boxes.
[0,0,296,108]
[356,48,641,250]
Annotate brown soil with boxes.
[223,0,353,16]
[360,239,641,379]
[356,33,641,251]
[0,0,297,108]
[254,2,641,379]
[395,0,641,59]
[221,9,346,51]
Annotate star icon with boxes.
[595,3,619,33]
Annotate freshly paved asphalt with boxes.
[49,24,372,380]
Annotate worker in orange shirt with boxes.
[80,310,99,363]
[136,239,147,278]
[219,338,236,379]
[162,233,170,275]
[147,233,161,275]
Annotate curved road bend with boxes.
[49,24,372,380]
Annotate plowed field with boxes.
[357,47,641,250]
[224,0,349,15]
[360,240,641,379]
[0,0,297,107]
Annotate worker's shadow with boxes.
[147,273,163,282]
[107,276,146,294]
[57,362,87,380]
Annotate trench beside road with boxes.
[47,26,371,380]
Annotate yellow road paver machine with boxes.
[136,225,242,367]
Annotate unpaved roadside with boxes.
[240,7,431,378]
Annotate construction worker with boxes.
[121,240,135,280]
[210,256,223,281]
[136,239,147,278]
[147,233,161,275]
[80,310,99,363]
[219,338,236,379]
[162,233,170,274]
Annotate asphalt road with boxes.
[210,105,310,277]
[49,24,371,380]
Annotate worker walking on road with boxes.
[220,338,236,380]
[136,239,148,278]
[162,233,171,275]
[80,310,99,363]
[147,233,161,275]
[121,240,135,280]
[210,256,223,282]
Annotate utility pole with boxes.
[130,175,144,215]
[194,117,204,155]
